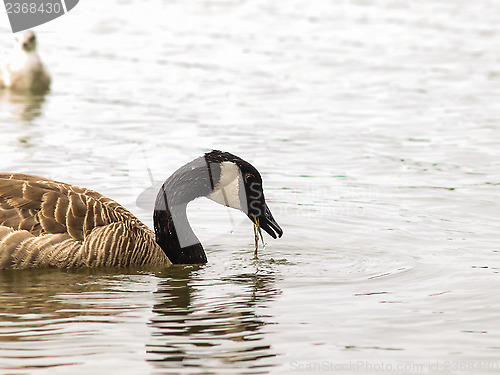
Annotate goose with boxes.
[0,150,283,269]
[0,30,51,93]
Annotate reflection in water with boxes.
[0,90,48,122]
[148,266,281,373]
[0,264,282,373]
[0,269,131,338]
[0,268,157,372]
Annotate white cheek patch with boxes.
[208,161,244,210]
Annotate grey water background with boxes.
[1,0,500,373]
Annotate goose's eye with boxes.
[29,36,35,42]
[244,173,255,183]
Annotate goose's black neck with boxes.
[153,156,215,264]
[153,204,207,264]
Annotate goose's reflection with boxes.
[0,267,159,371]
[0,268,138,332]
[148,265,281,371]
[0,90,48,122]
[0,264,281,373]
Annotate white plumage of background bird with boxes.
[0,30,51,94]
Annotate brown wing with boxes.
[0,173,123,239]
[0,173,170,269]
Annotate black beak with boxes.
[249,204,283,239]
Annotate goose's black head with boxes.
[204,150,283,239]
[154,150,282,265]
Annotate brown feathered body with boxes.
[0,173,171,269]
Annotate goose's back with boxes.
[0,173,171,269]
